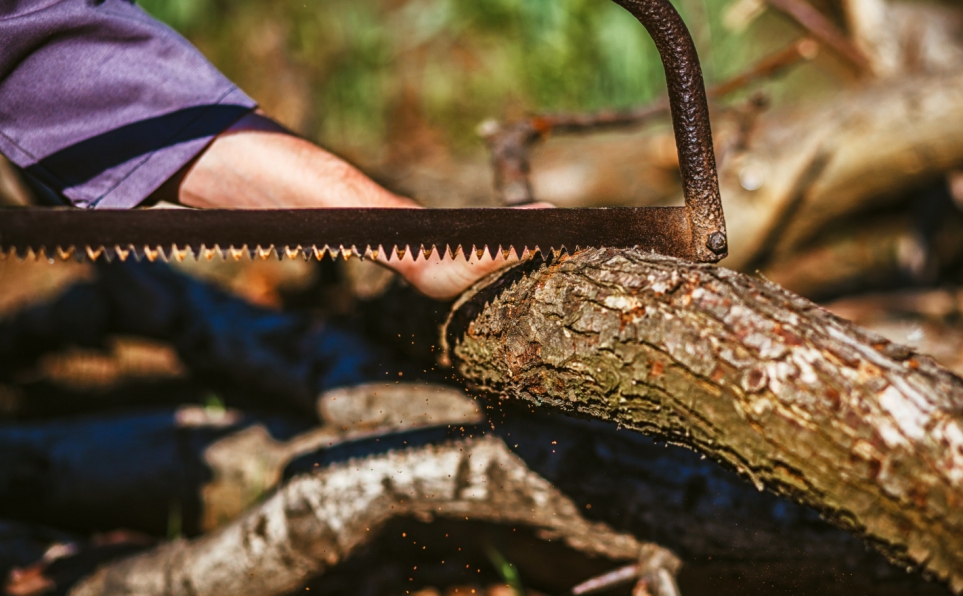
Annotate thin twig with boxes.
[570,563,639,594]
[532,37,818,137]
[480,37,819,204]
[710,38,819,97]
[766,0,870,71]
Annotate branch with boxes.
[840,0,899,75]
[446,248,963,593]
[723,68,963,269]
[479,38,818,205]
[201,382,483,530]
[765,0,870,72]
[758,191,963,299]
[69,435,674,596]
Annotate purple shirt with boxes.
[0,0,257,208]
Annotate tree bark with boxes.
[6,391,936,594]
[723,66,963,270]
[446,248,963,593]
[0,384,479,537]
[67,435,666,596]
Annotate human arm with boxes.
[155,111,543,300]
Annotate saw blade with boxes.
[0,206,701,263]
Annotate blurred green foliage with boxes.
[138,0,810,153]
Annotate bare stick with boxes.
[765,0,870,72]
[69,435,675,596]
[480,38,818,204]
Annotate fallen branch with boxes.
[69,435,674,596]
[759,192,963,299]
[723,67,963,269]
[3,381,928,592]
[201,382,482,530]
[447,248,963,593]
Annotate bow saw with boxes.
[0,0,727,265]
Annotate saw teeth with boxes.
[142,246,163,262]
[444,245,470,261]
[170,245,191,262]
[86,246,105,261]
[473,245,491,261]
[1,242,546,265]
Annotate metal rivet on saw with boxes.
[707,231,727,254]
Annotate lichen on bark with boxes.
[448,247,963,593]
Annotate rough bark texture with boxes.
[448,248,963,592]
[824,287,963,377]
[2,403,936,593]
[68,435,662,596]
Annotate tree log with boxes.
[824,287,963,377]
[447,248,963,593]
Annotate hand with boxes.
[379,202,554,300]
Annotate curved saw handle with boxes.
[614,0,726,260]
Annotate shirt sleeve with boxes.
[0,0,258,209]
